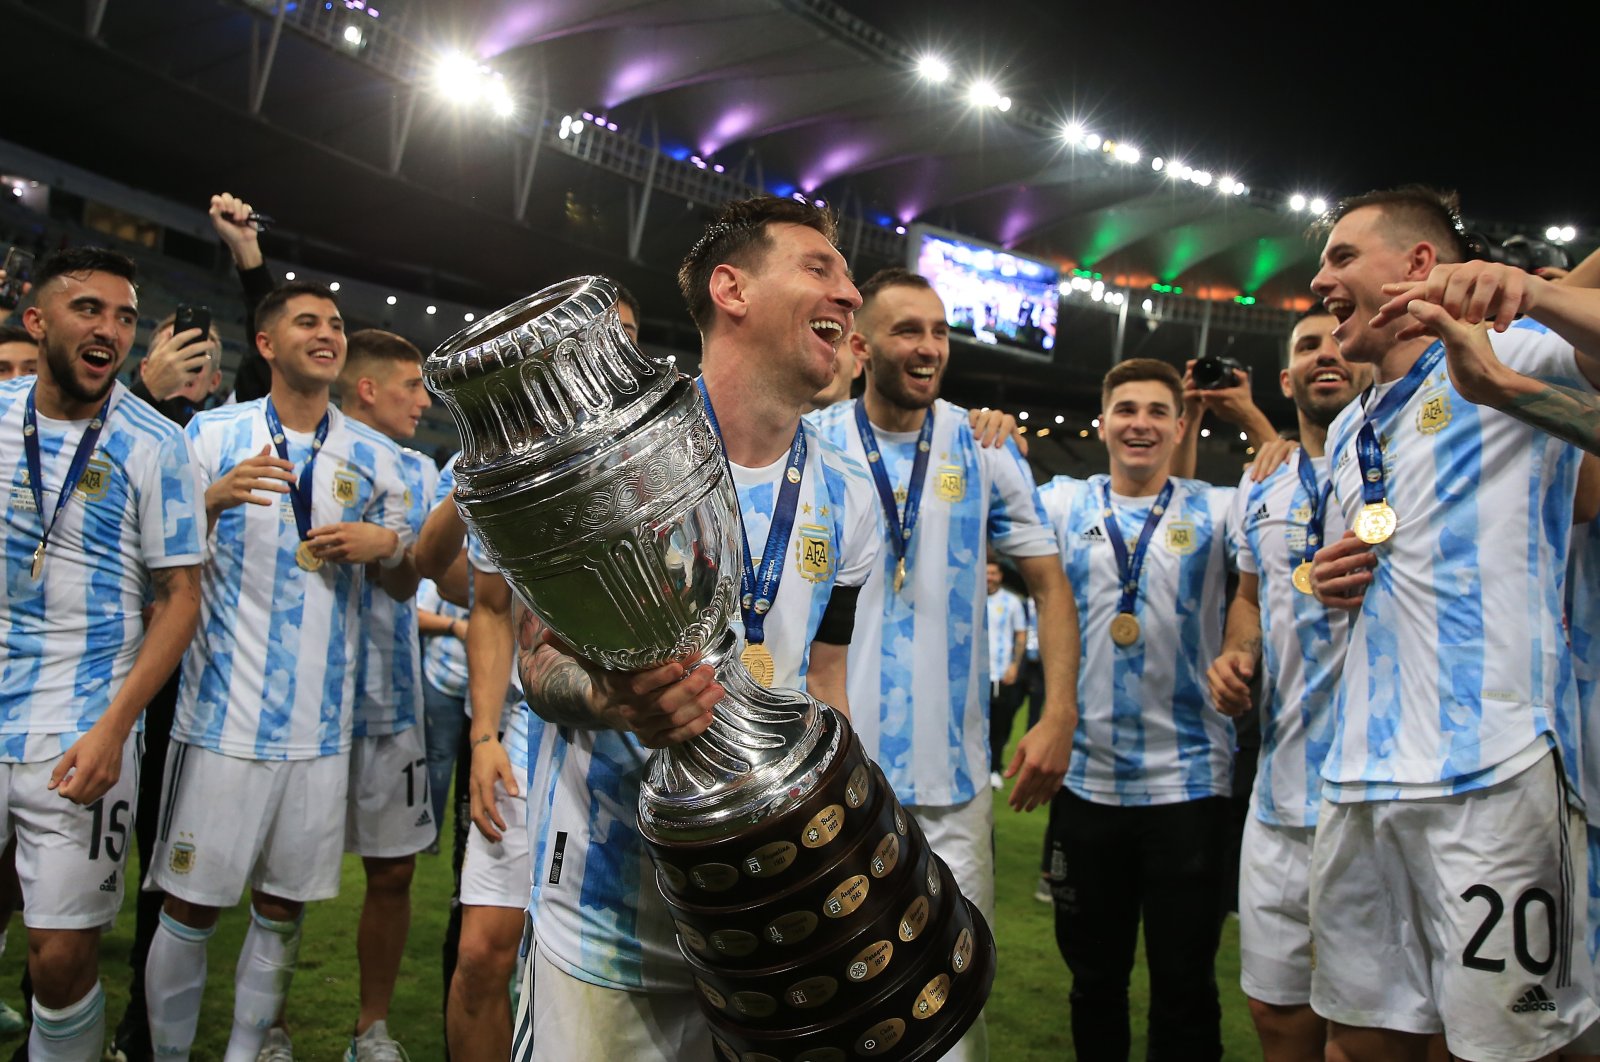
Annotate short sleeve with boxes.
[139,426,206,568]
[1212,486,1239,574]
[985,439,1056,558]
[366,447,417,547]
[1229,472,1256,576]
[1493,320,1594,393]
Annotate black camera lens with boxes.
[1192,354,1245,390]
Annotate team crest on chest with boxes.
[74,457,112,502]
[1416,389,1451,434]
[332,469,360,506]
[1164,521,1197,556]
[796,523,833,583]
[935,464,965,503]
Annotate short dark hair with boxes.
[1314,185,1467,263]
[1286,305,1336,366]
[677,196,839,332]
[858,267,933,309]
[0,323,34,347]
[256,280,340,335]
[1102,357,1184,415]
[613,282,642,327]
[32,247,138,294]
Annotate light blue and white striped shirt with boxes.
[0,380,204,761]
[420,454,469,700]
[352,447,438,737]
[174,400,413,761]
[528,424,879,992]
[1231,459,1346,827]
[986,587,1027,680]
[811,398,1058,807]
[1038,474,1236,806]
[1323,322,1588,802]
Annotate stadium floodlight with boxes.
[1151,157,1165,172]
[1083,133,1101,150]
[1239,431,1248,441]
[283,271,296,280]
[1018,411,1029,421]
[464,313,475,322]
[386,295,398,306]
[1142,298,1154,312]
[1062,122,1084,143]
[1290,194,1307,211]
[329,282,341,292]
[487,79,515,118]
[1091,417,1100,428]
[968,81,1008,109]
[1192,170,1213,186]
[1310,197,1327,213]
[997,96,1012,112]
[1200,428,1210,438]
[916,55,952,83]
[433,52,482,103]
[426,305,437,315]
[343,25,363,46]
[1055,415,1065,424]
[1546,226,1562,242]
[1114,143,1140,164]
[1233,182,1247,196]
[1563,226,1578,242]
[1218,176,1236,194]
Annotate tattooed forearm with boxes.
[514,604,603,728]
[1501,382,1600,457]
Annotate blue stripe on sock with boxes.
[158,911,216,944]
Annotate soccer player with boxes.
[811,266,1080,1061]
[487,198,880,1062]
[1307,187,1600,1061]
[984,560,1028,790]
[1035,357,1238,1060]
[142,281,414,1062]
[1,247,203,1062]
[1206,308,1369,1061]
[329,328,435,1060]
[0,324,38,381]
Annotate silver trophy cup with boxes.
[425,275,993,1061]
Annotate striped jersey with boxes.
[986,587,1027,679]
[1323,323,1588,802]
[0,380,204,761]
[1038,474,1236,806]
[1566,518,1600,821]
[1024,598,1039,661]
[1230,458,1347,826]
[418,579,469,700]
[174,399,413,760]
[352,447,437,737]
[529,423,879,993]
[811,398,1058,807]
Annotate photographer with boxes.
[129,312,224,426]
[1171,354,1278,479]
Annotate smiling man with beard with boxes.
[0,248,203,1062]
[1206,308,1370,1062]
[811,267,1080,1062]
[1035,357,1239,1061]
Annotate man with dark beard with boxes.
[811,267,1080,1062]
[0,248,203,1061]
[1207,307,1370,1062]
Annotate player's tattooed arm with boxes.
[514,605,621,730]
[1499,381,1600,458]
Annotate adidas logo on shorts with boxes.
[98,872,118,893]
[1511,985,1557,1013]
[414,810,432,828]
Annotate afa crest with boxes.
[796,524,833,583]
[74,457,112,502]
[332,469,360,506]
[935,465,965,503]
[169,841,196,874]
[1416,390,1451,435]
[1165,521,1197,556]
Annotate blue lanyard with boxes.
[23,385,113,568]
[1100,479,1175,616]
[1295,449,1334,566]
[264,397,331,542]
[695,379,806,646]
[1354,340,1445,506]
[854,399,935,566]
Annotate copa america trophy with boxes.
[424,275,994,1061]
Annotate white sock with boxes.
[29,981,105,1062]
[222,908,302,1062]
[144,911,215,1060]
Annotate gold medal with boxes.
[1109,612,1140,647]
[893,557,906,594]
[1352,501,1397,545]
[740,642,775,687]
[1292,561,1314,595]
[30,541,44,581]
[295,540,324,573]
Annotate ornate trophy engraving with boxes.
[425,276,994,1060]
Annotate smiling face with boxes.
[0,339,38,381]
[855,283,950,413]
[1310,205,1438,365]
[23,269,138,413]
[259,294,346,390]
[1281,311,1370,429]
[730,221,860,395]
[986,562,1002,595]
[1099,378,1184,482]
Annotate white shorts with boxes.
[147,743,350,907]
[0,737,140,930]
[1310,750,1598,1061]
[345,727,437,858]
[460,754,530,909]
[520,939,710,1062]
[908,789,991,1062]
[1238,815,1314,1006]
